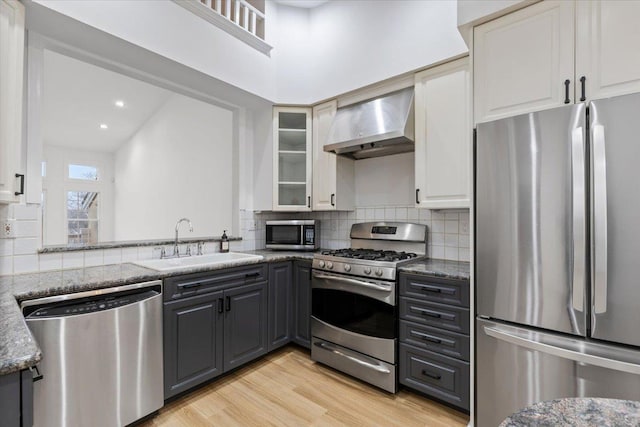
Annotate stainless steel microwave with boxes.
[266,220,319,251]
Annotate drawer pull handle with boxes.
[422,370,441,380]
[245,272,260,279]
[218,297,224,314]
[415,283,456,295]
[225,296,231,312]
[412,331,456,347]
[564,79,571,104]
[420,310,441,319]
[30,366,44,382]
[180,282,201,289]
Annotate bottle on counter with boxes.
[220,230,229,253]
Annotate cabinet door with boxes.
[293,260,312,349]
[268,262,292,351]
[273,107,312,211]
[414,58,470,209]
[223,282,268,371]
[473,0,575,123]
[312,101,354,211]
[163,291,224,399]
[576,0,640,102]
[0,0,25,203]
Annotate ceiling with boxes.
[273,0,329,9]
[43,50,171,153]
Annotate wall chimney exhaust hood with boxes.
[324,87,415,160]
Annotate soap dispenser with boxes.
[220,230,229,253]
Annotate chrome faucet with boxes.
[174,218,193,257]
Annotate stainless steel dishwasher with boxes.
[21,281,164,427]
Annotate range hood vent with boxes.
[324,87,415,160]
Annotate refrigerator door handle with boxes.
[483,325,640,375]
[592,123,608,314]
[571,125,586,312]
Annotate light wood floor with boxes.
[140,346,469,427]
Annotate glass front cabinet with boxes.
[272,107,312,211]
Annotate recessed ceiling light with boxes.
[115,100,125,108]
[100,124,108,130]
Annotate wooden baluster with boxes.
[215,0,221,13]
[204,0,211,7]
[250,11,257,35]
[234,0,240,25]
[225,0,231,19]
[243,5,250,30]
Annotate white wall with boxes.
[42,145,115,245]
[294,0,468,103]
[114,94,234,241]
[31,0,278,101]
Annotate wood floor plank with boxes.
[140,346,469,426]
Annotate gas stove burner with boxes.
[320,248,418,262]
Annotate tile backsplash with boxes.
[239,206,470,262]
[0,203,469,276]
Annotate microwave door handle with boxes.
[312,272,391,292]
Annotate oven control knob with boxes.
[344,264,351,272]
[375,268,383,277]
[327,262,333,269]
[318,260,325,268]
[364,267,372,275]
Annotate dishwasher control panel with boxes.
[25,289,159,318]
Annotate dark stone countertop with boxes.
[39,235,242,253]
[500,398,640,426]
[0,250,467,375]
[0,250,315,376]
[398,258,470,281]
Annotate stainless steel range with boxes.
[311,222,427,393]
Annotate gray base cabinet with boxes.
[163,264,268,399]
[293,260,312,349]
[268,262,293,351]
[399,273,470,411]
[224,282,268,371]
[164,291,224,398]
[0,370,33,427]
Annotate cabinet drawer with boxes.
[399,274,469,308]
[399,343,469,411]
[400,320,469,361]
[164,263,267,301]
[400,297,469,334]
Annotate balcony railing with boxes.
[174,0,272,55]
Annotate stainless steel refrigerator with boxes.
[475,92,640,427]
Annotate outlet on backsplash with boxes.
[2,220,15,238]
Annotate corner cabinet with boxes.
[474,0,640,124]
[273,107,312,211]
[312,100,354,211]
[414,58,471,209]
[0,0,25,203]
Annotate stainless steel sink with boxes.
[132,252,263,272]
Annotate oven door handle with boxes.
[312,272,391,292]
[314,341,391,374]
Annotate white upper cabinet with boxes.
[576,0,640,102]
[0,0,25,203]
[474,0,640,123]
[473,0,575,123]
[414,58,471,209]
[312,100,354,211]
[272,107,312,211]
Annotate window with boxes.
[68,164,98,181]
[67,191,99,245]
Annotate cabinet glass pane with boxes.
[278,130,307,151]
[279,184,306,206]
[279,112,306,130]
[278,153,306,183]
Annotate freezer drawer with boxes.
[476,318,640,427]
